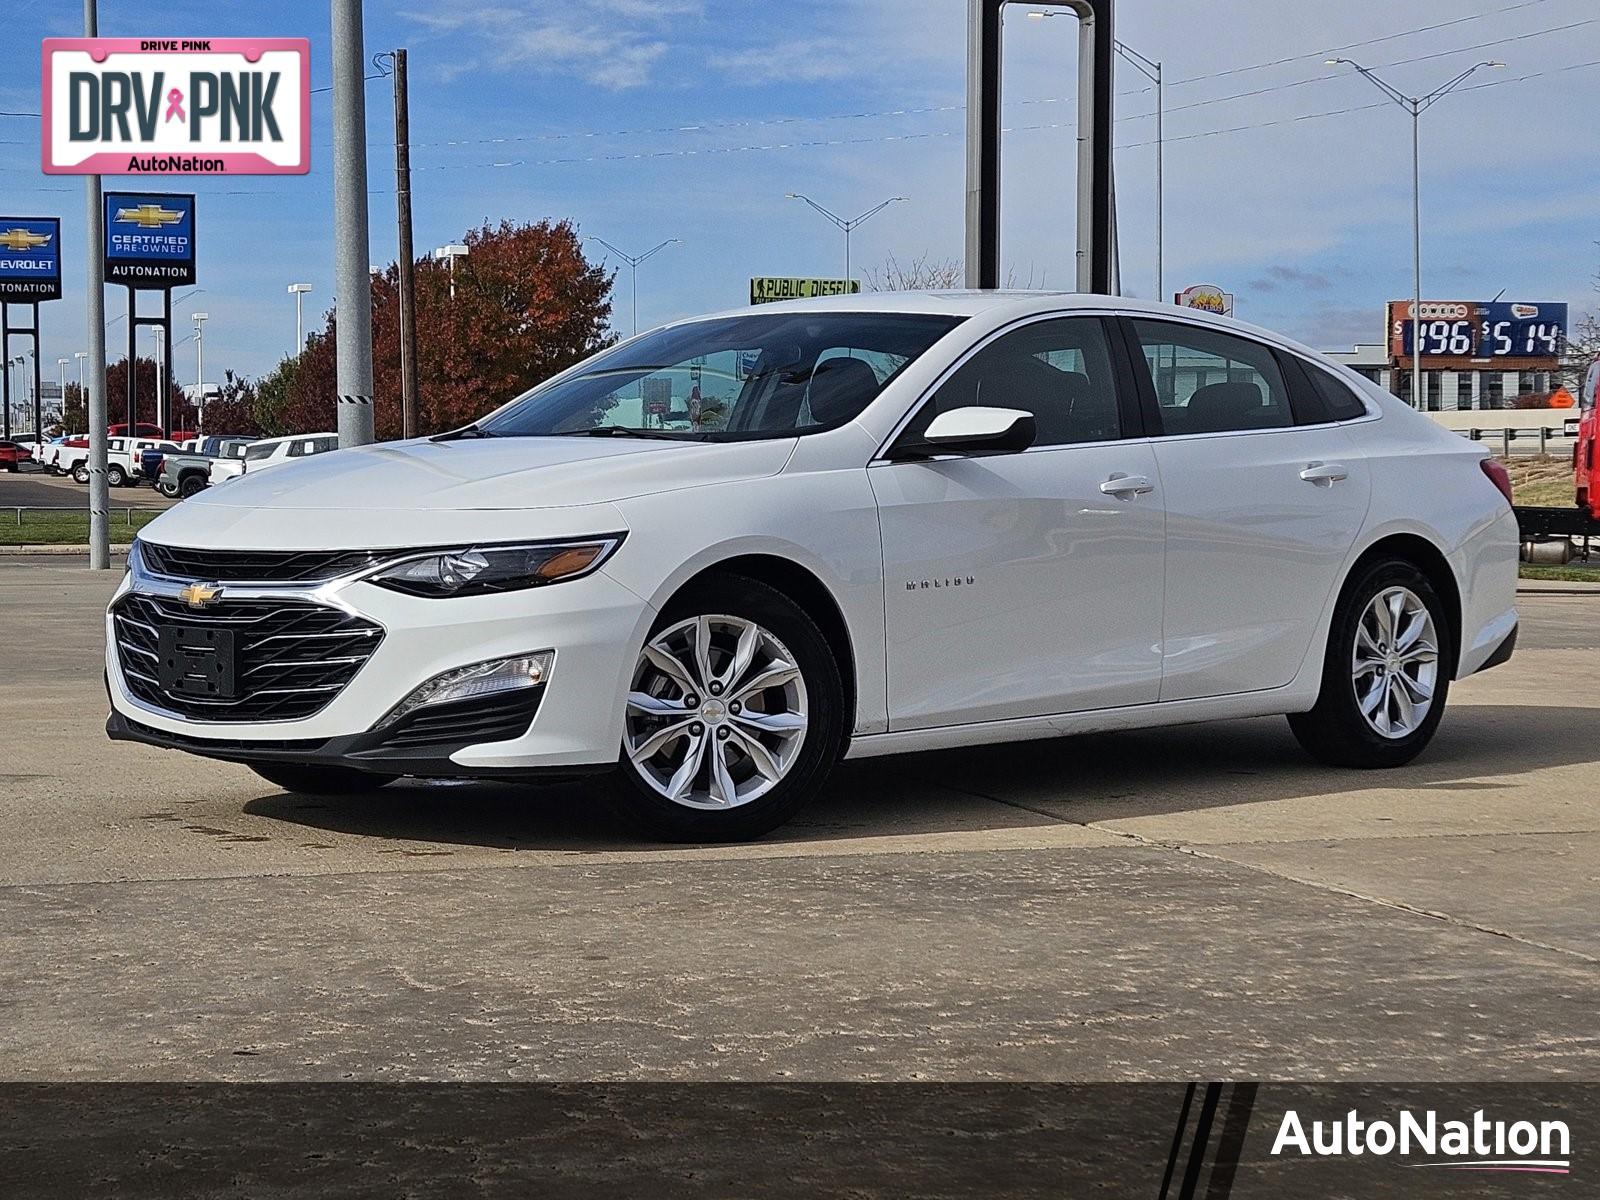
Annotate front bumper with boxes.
[105,555,653,774]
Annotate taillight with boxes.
[1479,458,1514,507]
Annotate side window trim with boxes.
[878,311,1138,460]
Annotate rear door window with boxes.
[1128,319,1294,435]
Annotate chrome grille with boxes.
[138,542,387,583]
[113,593,384,721]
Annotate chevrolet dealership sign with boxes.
[42,38,309,175]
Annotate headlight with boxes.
[365,536,624,598]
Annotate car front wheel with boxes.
[609,573,845,841]
[72,463,89,484]
[1288,558,1451,769]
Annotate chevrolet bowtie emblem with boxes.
[0,227,51,252]
[115,204,183,229]
[178,582,223,608]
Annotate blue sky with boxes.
[4,0,1599,385]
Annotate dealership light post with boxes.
[582,237,680,339]
[193,312,208,434]
[784,194,907,281]
[1328,58,1503,410]
[57,358,68,425]
[287,282,312,353]
[433,244,468,300]
[1030,12,1162,302]
[332,0,376,448]
[82,0,110,567]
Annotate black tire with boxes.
[606,572,846,842]
[178,474,207,498]
[107,464,127,487]
[156,478,179,498]
[249,762,398,795]
[71,463,89,484]
[1288,558,1452,769]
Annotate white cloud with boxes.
[399,0,698,89]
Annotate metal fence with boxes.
[6,506,161,527]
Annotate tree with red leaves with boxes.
[271,219,615,437]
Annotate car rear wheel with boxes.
[178,474,207,498]
[71,463,89,484]
[156,478,179,497]
[106,464,127,487]
[249,763,398,795]
[607,573,845,842]
[1288,558,1451,769]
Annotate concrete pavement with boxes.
[2,567,1596,1081]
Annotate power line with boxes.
[1,53,1594,195]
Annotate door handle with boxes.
[1100,473,1155,497]
[1299,462,1349,484]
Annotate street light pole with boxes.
[192,312,208,435]
[582,237,681,338]
[57,358,68,428]
[331,0,375,448]
[1329,57,1503,411]
[1115,41,1162,302]
[287,282,312,353]
[432,244,468,300]
[784,194,907,281]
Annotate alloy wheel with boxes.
[1351,585,1439,739]
[625,614,808,809]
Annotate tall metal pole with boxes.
[193,312,207,434]
[1329,57,1502,409]
[582,238,679,338]
[1154,63,1163,301]
[392,48,419,440]
[31,307,42,439]
[332,0,375,447]
[1410,105,1422,411]
[85,0,109,567]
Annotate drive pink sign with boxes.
[42,38,309,175]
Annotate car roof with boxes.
[681,289,1327,359]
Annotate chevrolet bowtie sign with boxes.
[42,38,310,175]
[0,216,62,301]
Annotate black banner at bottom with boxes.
[1,1083,1591,1198]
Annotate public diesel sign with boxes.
[41,38,310,175]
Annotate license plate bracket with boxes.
[157,625,238,699]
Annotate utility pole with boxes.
[332,0,375,447]
[785,194,906,281]
[193,312,208,435]
[582,237,680,338]
[1329,57,1503,410]
[389,48,420,439]
[85,0,109,569]
[57,358,67,429]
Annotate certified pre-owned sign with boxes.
[42,38,309,175]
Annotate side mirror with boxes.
[890,406,1037,459]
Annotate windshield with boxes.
[474,311,964,440]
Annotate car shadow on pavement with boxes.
[239,702,1598,851]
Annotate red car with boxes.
[107,422,166,439]
[1578,353,1600,520]
[0,440,35,472]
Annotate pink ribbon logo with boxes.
[164,88,185,123]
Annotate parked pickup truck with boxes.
[156,436,257,498]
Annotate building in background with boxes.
[1326,300,1566,410]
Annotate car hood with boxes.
[139,435,796,551]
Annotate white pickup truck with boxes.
[209,432,339,483]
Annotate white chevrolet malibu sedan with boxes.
[107,292,1519,840]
